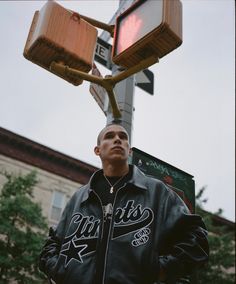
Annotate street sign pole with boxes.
[106,64,135,143]
[95,0,154,144]
[100,0,136,144]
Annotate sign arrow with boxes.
[136,69,154,95]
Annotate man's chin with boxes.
[109,154,128,162]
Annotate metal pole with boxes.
[106,64,135,144]
[105,0,136,145]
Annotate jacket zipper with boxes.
[91,190,105,284]
[102,184,127,284]
[92,190,105,239]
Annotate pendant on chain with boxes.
[110,187,114,194]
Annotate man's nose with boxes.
[114,134,121,143]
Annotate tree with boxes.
[0,171,48,284]
[195,187,235,284]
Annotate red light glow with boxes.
[116,14,143,55]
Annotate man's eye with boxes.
[104,133,114,139]
[119,134,128,140]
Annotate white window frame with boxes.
[50,190,66,222]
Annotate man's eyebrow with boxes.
[103,130,128,137]
[103,131,115,136]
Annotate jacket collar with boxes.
[81,165,147,203]
[128,165,148,190]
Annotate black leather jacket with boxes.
[39,165,209,284]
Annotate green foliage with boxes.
[196,187,235,284]
[0,171,48,283]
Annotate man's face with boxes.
[94,125,131,164]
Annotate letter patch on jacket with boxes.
[59,201,154,266]
[112,200,154,247]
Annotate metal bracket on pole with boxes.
[50,55,158,119]
[68,10,115,37]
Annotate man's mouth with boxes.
[112,146,123,151]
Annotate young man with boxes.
[39,124,209,284]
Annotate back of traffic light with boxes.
[23,1,98,86]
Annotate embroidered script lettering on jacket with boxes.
[112,200,154,242]
[60,200,154,265]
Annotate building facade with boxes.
[0,127,98,226]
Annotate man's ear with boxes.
[94,146,100,156]
[129,147,132,156]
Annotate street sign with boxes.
[136,69,154,95]
[94,37,112,70]
[89,64,108,115]
[130,147,195,213]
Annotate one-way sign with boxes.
[94,37,112,70]
[136,69,154,95]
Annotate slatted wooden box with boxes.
[23,1,97,86]
[112,0,182,69]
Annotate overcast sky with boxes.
[0,0,234,221]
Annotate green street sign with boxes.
[130,147,195,213]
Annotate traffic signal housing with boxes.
[23,1,97,86]
[112,0,182,68]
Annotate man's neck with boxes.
[103,162,129,177]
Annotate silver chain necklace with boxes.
[103,174,126,194]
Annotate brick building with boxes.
[0,127,98,226]
[0,126,234,230]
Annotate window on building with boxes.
[50,191,65,221]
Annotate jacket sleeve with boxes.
[38,199,71,280]
[157,187,209,283]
